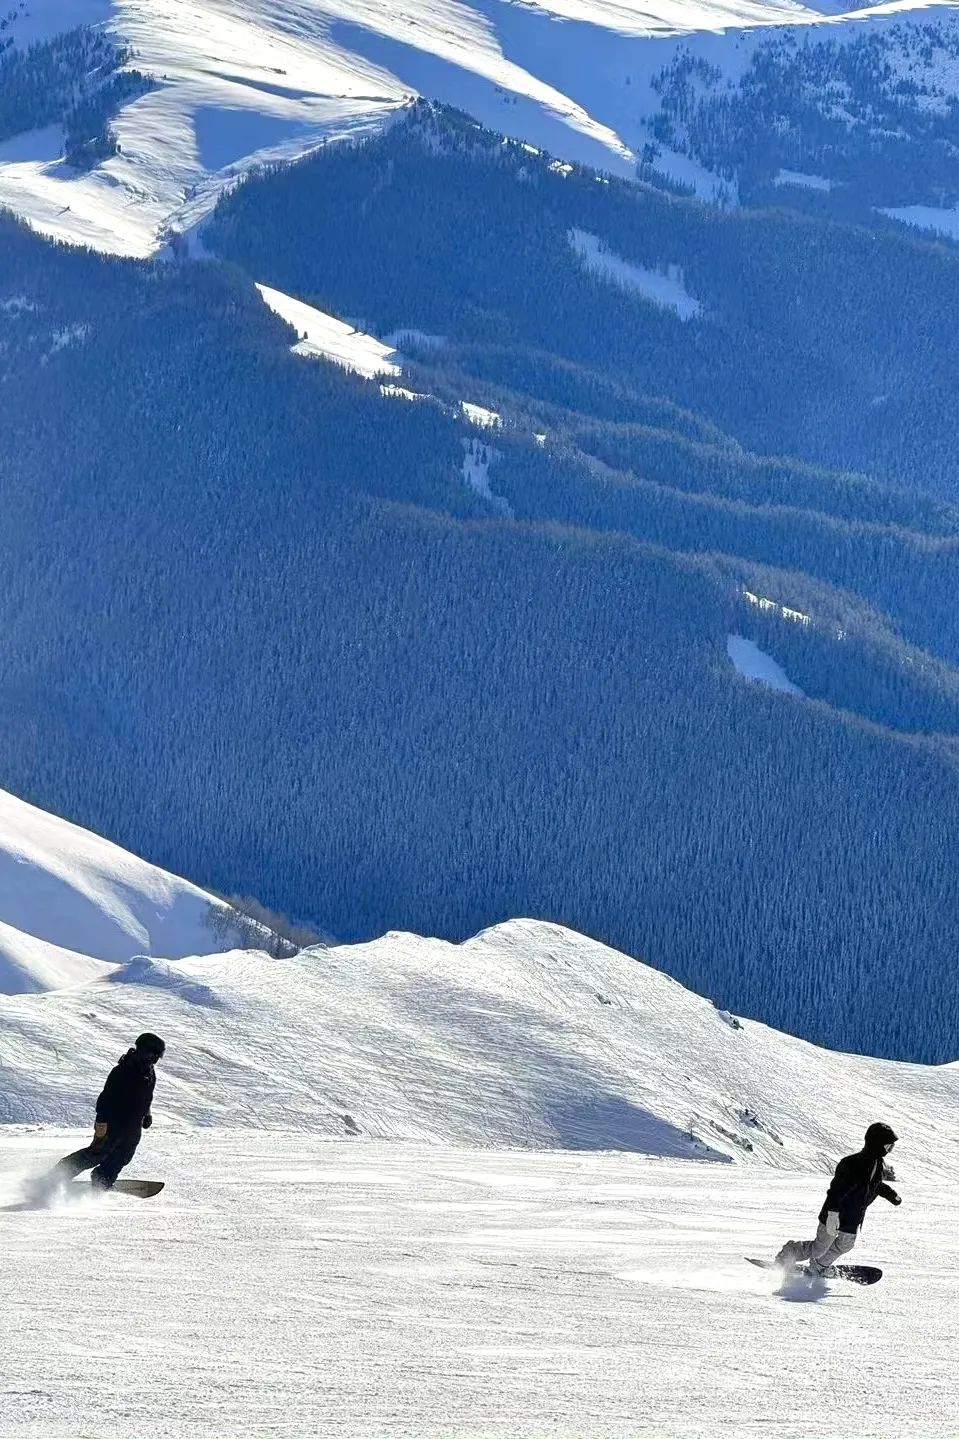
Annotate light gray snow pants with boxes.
[780,1222,857,1274]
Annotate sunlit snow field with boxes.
[3,797,957,1434]
[1,1132,955,1437]
[4,0,959,255]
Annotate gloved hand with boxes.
[93,1121,108,1141]
[890,1190,902,1206]
[824,1210,840,1237]
[142,1114,152,1130]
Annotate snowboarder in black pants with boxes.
[776,1123,901,1276]
[54,1033,165,1191]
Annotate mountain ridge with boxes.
[1,0,958,254]
[4,907,958,1172]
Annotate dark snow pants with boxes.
[57,1125,142,1188]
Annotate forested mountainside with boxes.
[0,24,151,167]
[2,4,959,259]
[648,19,959,218]
[208,107,959,502]
[3,102,959,1064]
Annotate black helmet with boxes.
[865,1122,897,1150]
[135,1032,166,1060]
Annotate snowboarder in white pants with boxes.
[776,1123,901,1277]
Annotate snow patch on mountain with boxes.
[645,141,739,203]
[881,202,959,240]
[255,283,402,377]
[462,437,511,514]
[381,383,428,402]
[46,323,89,356]
[744,590,810,625]
[0,295,39,315]
[727,634,804,695]
[3,0,957,257]
[569,229,702,318]
[461,401,501,428]
[775,169,835,191]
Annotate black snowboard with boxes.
[72,1178,165,1199]
[747,1256,882,1285]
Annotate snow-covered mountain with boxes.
[0,787,250,992]
[1,0,957,255]
[3,802,956,1437]
[3,814,956,1172]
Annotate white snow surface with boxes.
[3,800,959,1434]
[3,917,957,1176]
[0,788,242,989]
[881,202,959,239]
[775,168,836,191]
[744,588,811,624]
[461,400,501,427]
[462,436,511,513]
[727,633,804,695]
[569,228,702,318]
[3,0,959,255]
[255,283,402,376]
[0,920,113,995]
[1,1132,958,1437]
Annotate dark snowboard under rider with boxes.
[55,1032,166,1190]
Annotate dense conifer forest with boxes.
[649,24,959,212]
[208,108,959,500]
[0,24,150,165]
[2,107,959,1063]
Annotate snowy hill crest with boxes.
[3,905,956,1176]
[0,788,254,993]
[2,0,959,254]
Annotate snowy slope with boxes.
[2,917,956,1176]
[2,810,956,1436]
[0,920,113,995]
[256,282,402,375]
[2,0,958,255]
[0,788,244,987]
[569,228,703,318]
[3,1132,957,1439]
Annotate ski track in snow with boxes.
[1,1133,957,1437]
[2,0,959,256]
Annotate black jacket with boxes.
[95,1049,156,1128]
[819,1146,898,1232]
